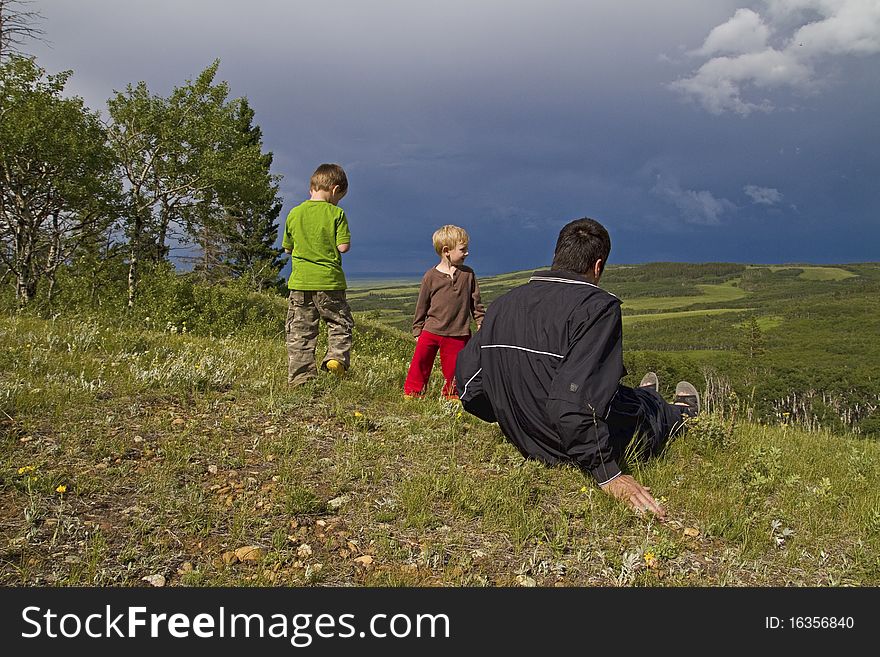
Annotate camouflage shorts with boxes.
[285,290,354,386]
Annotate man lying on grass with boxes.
[455,217,699,518]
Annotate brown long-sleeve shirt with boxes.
[412,266,486,337]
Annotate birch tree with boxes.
[0,56,117,307]
[107,60,281,307]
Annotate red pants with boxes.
[404,330,470,397]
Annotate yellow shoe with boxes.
[325,359,345,378]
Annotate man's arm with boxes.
[455,321,497,422]
[546,302,665,517]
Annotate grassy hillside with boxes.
[2,267,879,586]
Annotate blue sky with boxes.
[26,0,880,275]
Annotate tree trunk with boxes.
[15,271,35,308]
[127,245,138,310]
[46,271,56,308]
[127,213,142,310]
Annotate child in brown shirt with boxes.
[404,225,485,400]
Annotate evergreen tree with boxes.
[190,98,283,292]
[740,316,766,359]
[214,98,284,292]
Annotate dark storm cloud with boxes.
[24,1,880,271]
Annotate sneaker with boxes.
[639,372,659,392]
[325,359,345,378]
[673,381,700,416]
[403,392,422,400]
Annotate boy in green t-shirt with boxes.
[282,163,353,387]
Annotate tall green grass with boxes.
[1,308,878,587]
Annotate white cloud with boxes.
[652,176,735,226]
[671,48,812,115]
[671,0,880,115]
[744,185,783,205]
[694,8,772,56]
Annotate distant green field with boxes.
[347,290,420,300]
[621,282,748,312]
[347,279,421,291]
[623,308,751,325]
[753,315,784,331]
[761,266,856,281]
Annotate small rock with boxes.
[221,551,238,565]
[178,562,194,574]
[684,527,700,537]
[327,495,350,509]
[235,546,265,562]
[172,418,185,426]
[354,555,374,568]
[133,436,144,443]
[297,544,313,558]
[516,574,537,587]
[207,465,218,475]
[142,574,166,587]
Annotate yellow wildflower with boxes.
[644,551,657,568]
[17,465,36,475]
[579,485,588,493]
[56,484,67,494]
[353,411,364,417]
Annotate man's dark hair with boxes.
[551,217,611,275]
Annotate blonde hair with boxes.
[310,163,348,193]
[432,225,469,256]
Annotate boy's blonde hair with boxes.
[310,163,348,193]
[432,225,469,256]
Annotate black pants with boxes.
[605,385,688,463]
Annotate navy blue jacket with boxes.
[455,269,626,484]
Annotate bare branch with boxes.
[0,0,48,60]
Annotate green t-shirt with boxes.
[282,200,351,290]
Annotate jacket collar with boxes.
[531,269,596,284]
[529,270,619,299]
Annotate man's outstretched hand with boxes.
[599,474,666,519]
